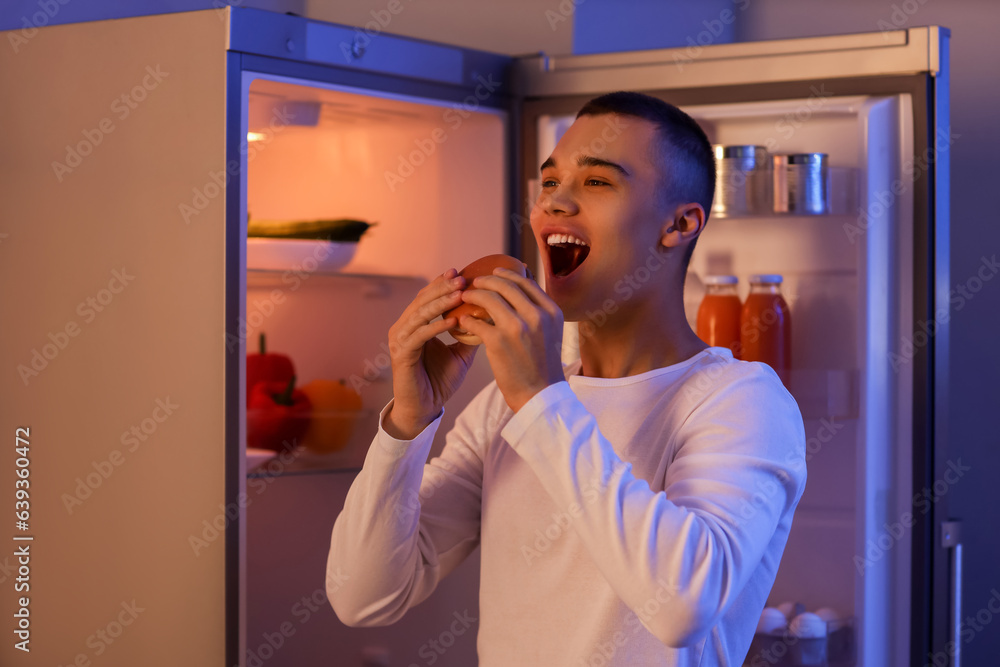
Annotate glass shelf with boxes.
[709,210,857,221]
[246,408,379,478]
[246,266,425,284]
[248,453,364,478]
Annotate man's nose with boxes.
[539,183,579,216]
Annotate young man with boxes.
[328,92,807,666]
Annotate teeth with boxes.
[546,233,588,246]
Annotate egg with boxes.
[814,607,840,625]
[776,601,796,620]
[757,607,787,635]
[790,612,828,638]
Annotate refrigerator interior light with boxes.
[247,131,268,142]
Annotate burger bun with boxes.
[443,254,528,346]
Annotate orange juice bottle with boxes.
[697,275,742,358]
[740,274,791,385]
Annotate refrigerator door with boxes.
[0,10,233,665]
[513,27,950,667]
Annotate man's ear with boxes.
[660,202,706,249]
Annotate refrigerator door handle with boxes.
[941,521,963,667]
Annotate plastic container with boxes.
[773,153,829,214]
[696,275,742,357]
[743,616,856,666]
[740,274,791,385]
[713,145,772,216]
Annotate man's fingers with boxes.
[492,267,561,317]
[468,270,562,330]
[417,317,460,343]
[458,312,496,345]
[410,290,463,328]
[460,288,516,328]
[400,317,460,357]
[469,274,534,316]
[393,273,465,341]
[411,271,462,314]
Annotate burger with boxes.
[443,254,530,345]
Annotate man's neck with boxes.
[575,295,707,379]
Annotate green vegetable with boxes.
[248,218,374,242]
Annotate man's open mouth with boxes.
[546,233,590,277]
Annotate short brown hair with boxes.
[577,91,714,267]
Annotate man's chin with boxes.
[557,305,591,326]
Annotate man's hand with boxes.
[384,269,479,440]
[458,267,565,412]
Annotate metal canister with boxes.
[773,153,829,214]
[712,145,771,217]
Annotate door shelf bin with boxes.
[787,368,858,421]
[744,616,856,667]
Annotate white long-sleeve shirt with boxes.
[328,347,807,666]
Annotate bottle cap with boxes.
[703,275,738,285]
[749,274,783,284]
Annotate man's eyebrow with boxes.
[578,155,630,176]
[539,155,630,177]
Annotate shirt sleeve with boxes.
[326,388,495,627]
[500,362,807,648]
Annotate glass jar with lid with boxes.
[697,275,742,358]
[740,274,791,385]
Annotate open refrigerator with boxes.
[0,8,952,667]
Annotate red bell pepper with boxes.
[247,375,312,453]
[246,332,294,406]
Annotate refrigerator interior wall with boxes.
[241,75,508,665]
[536,94,912,664]
[246,76,507,278]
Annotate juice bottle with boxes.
[697,275,742,358]
[740,274,791,385]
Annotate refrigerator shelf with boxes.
[709,211,858,221]
[246,267,426,284]
[247,454,363,478]
[246,408,379,477]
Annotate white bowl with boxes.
[247,238,358,272]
